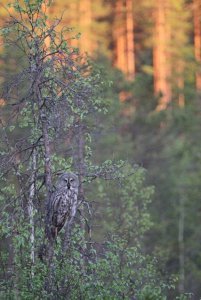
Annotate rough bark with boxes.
[177,61,185,107]
[28,147,37,275]
[154,0,172,110]
[114,0,127,74]
[178,193,185,293]
[193,0,201,90]
[79,0,92,54]
[125,0,135,80]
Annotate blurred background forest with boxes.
[0,0,201,298]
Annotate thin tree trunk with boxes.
[40,106,54,268]
[76,122,86,265]
[41,111,52,199]
[36,94,53,242]
[177,60,185,107]
[193,0,201,90]
[178,193,185,293]
[34,77,54,295]
[125,0,135,80]
[77,124,84,200]
[28,147,37,276]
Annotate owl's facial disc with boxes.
[59,173,78,190]
[62,177,70,189]
[67,178,75,189]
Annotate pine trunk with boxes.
[28,148,37,276]
[79,0,92,54]
[177,61,185,107]
[193,0,201,90]
[114,0,127,74]
[125,0,135,80]
[178,193,185,293]
[154,0,172,110]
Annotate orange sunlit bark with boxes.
[114,0,127,74]
[177,61,185,107]
[125,0,135,80]
[193,0,201,90]
[154,0,172,110]
[114,0,135,80]
[79,0,92,54]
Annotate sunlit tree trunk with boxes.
[114,0,135,79]
[125,0,135,80]
[193,0,201,90]
[177,61,185,107]
[79,0,92,54]
[154,0,172,110]
[0,3,14,87]
[114,0,127,74]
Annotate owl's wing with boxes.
[69,191,78,218]
[49,189,78,239]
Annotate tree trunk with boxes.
[178,192,185,293]
[125,0,135,80]
[76,122,86,268]
[154,0,172,110]
[28,147,37,276]
[79,0,92,54]
[114,0,127,74]
[177,61,185,107]
[193,0,201,90]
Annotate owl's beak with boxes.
[67,181,71,189]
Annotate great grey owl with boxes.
[49,172,79,238]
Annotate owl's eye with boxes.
[70,178,74,182]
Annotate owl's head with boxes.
[57,172,79,191]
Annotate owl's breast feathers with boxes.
[50,188,78,237]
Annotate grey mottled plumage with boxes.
[49,172,79,238]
